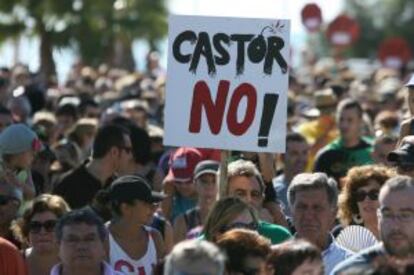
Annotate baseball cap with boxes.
[0,124,43,155]
[387,143,414,165]
[166,147,203,182]
[194,160,220,180]
[109,175,166,204]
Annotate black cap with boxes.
[109,175,166,203]
[387,143,414,165]
[193,160,220,179]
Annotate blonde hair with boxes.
[203,197,259,242]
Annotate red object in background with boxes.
[301,3,323,32]
[378,37,412,69]
[326,14,360,48]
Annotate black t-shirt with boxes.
[53,163,108,209]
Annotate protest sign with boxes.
[164,15,290,152]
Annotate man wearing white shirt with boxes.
[288,172,353,275]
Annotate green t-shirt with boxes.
[314,137,373,181]
[199,221,292,244]
[258,221,292,244]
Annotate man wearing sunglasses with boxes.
[0,183,21,247]
[331,175,414,274]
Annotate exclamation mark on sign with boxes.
[258,94,279,147]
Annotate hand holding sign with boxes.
[165,15,290,153]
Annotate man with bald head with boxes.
[331,175,414,274]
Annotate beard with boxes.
[383,231,414,258]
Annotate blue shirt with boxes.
[322,237,354,275]
[171,194,197,222]
[272,174,291,217]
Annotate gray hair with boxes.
[287,172,338,208]
[380,175,414,199]
[164,239,226,275]
[226,159,264,193]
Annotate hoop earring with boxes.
[352,214,364,225]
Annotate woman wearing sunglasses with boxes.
[12,194,70,275]
[337,165,395,239]
[203,197,260,242]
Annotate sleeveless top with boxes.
[108,226,157,275]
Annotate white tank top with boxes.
[108,226,157,275]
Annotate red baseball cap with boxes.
[166,147,203,182]
[197,148,221,161]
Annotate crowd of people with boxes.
[0,52,414,275]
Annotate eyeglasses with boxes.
[29,220,57,234]
[220,222,259,233]
[61,235,100,246]
[355,189,379,202]
[0,195,19,206]
[378,209,414,223]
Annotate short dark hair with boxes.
[286,132,307,145]
[216,229,271,274]
[56,104,78,120]
[92,124,130,159]
[78,98,99,115]
[336,98,363,119]
[129,125,151,165]
[267,239,322,275]
[55,208,107,242]
[0,105,11,116]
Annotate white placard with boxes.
[164,15,290,152]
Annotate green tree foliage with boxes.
[0,0,167,78]
[0,0,75,78]
[73,0,168,69]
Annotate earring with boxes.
[352,214,364,225]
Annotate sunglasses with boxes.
[355,190,379,202]
[220,222,259,233]
[0,195,19,206]
[29,220,57,234]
